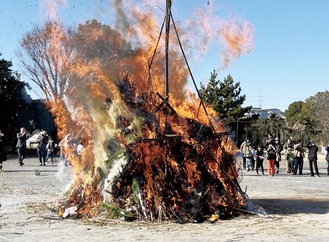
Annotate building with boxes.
[248,107,285,119]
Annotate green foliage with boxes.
[284,101,304,128]
[265,113,287,137]
[285,100,317,130]
[100,203,135,219]
[99,178,142,220]
[0,54,57,149]
[199,70,251,141]
[305,91,329,131]
[284,98,328,143]
[247,112,288,146]
[0,54,30,147]
[249,118,267,145]
[131,178,141,204]
[199,71,251,123]
[104,149,125,165]
[133,116,144,137]
[303,91,329,143]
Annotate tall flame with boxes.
[37,1,253,220]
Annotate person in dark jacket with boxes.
[293,140,304,175]
[255,145,265,175]
[267,144,276,176]
[16,127,27,166]
[274,137,282,174]
[307,141,319,177]
[37,130,49,166]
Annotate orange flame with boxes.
[38,1,252,220]
[219,16,254,70]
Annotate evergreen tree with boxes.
[0,54,30,149]
[199,70,251,124]
[284,101,304,128]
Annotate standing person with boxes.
[240,139,249,169]
[0,130,7,169]
[307,141,319,177]
[40,131,49,166]
[274,137,282,174]
[36,131,43,166]
[293,140,304,175]
[46,137,55,164]
[16,127,27,166]
[251,144,257,170]
[245,144,253,171]
[255,145,265,175]
[267,144,276,176]
[325,145,329,175]
[37,130,49,166]
[283,137,294,173]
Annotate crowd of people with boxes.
[1,127,329,176]
[240,134,329,177]
[13,128,55,166]
[11,128,85,167]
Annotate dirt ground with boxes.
[1,153,329,242]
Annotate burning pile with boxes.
[109,96,246,222]
[57,73,246,222]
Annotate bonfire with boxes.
[58,73,246,222]
[44,0,252,222]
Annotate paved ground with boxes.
[0,153,329,242]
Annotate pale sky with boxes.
[1,0,328,111]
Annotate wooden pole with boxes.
[164,0,172,217]
[165,0,171,99]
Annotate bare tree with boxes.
[17,21,73,102]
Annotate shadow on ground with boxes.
[253,198,329,215]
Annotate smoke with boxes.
[40,0,67,21]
